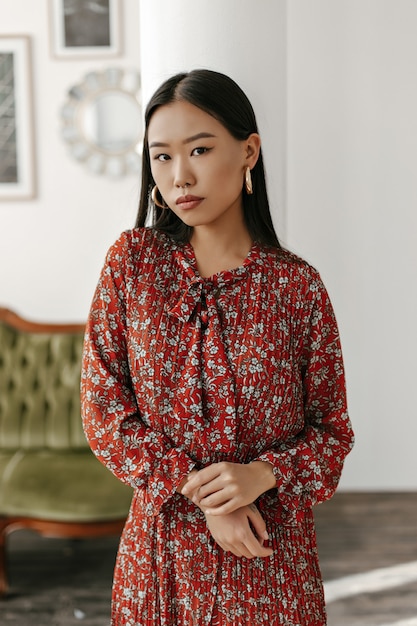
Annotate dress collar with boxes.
[168,241,262,323]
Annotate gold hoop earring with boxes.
[244,167,253,195]
[151,185,168,209]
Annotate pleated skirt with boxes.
[111,492,326,625]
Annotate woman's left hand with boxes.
[181,461,276,515]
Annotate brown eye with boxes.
[191,147,211,156]
[155,153,170,162]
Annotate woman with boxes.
[81,69,354,625]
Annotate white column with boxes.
[287,1,417,490]
[138,0,287,237]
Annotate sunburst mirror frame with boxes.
[60,67,142,177]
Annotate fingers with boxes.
[182,462,269,516]
[183,462,247,514]
[182,464,222,495]
[217,534,273,559]
[203,498,240,516]
[205,506,273,559]
[247,504,270,542]
[197,477,229,502]
[197,481,240,512]
[176,469,199,498]
[243,535,273,559]
[182,463,239,513]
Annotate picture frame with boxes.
[0,35,36,201]
[49,0,122,59]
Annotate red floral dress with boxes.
[81,227,354,625]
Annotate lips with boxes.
[176,194,204,210]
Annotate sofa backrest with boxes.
[0,308,88,451]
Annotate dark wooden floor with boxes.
[1,493,417,625]
[315,492,417,625]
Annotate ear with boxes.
[244,133,261,169]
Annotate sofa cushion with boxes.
[0,322,88,451]
[0,450,132,522]
[0,453,13,483]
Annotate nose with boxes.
[173,157,194,189]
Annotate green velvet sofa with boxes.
[0,308,132,596]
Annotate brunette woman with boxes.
[81,69,354,625]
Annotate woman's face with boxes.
[148,100,260,232]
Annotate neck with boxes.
[191,226,252,255]
[190,221,253,278]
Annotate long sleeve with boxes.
[256,276,354,524]
[81,234,196,516]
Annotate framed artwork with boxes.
[49,0,122,59]
[0,35,36,201]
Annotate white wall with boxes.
[0,0,140,323]
[287,0,417,489]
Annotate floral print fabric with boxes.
[81,227,354,625]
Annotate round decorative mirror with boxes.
[60,67,142,177]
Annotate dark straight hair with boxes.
[135,69,281,249]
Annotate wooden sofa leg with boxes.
[0,519,10,598]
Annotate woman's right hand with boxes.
[204,504,273,559]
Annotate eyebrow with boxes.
[149,132,216,149]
